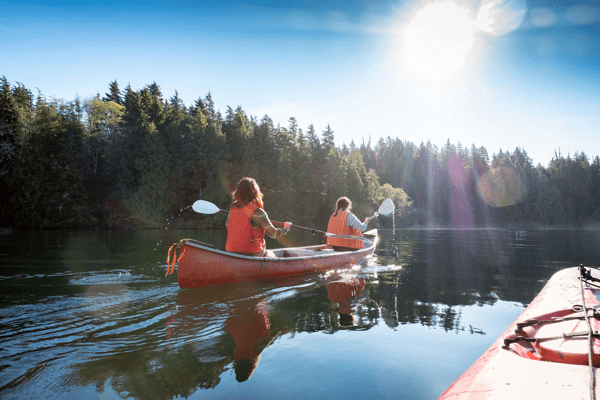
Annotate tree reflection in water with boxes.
[67,242,504,398]
[60,229,582,399]
[68,273,344,398]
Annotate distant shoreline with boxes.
[4,225,600,233]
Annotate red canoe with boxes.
[439,266,600,399]
[166,229,378,289]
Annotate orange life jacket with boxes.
[225,200,266,254]
[326,210,364,250]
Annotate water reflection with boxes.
[2,229,599,399]
[226,299,270,382]
[326,278,380,327]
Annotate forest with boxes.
[1,76,599,230]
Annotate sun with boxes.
[402,1,475,82]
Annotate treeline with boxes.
[1,76,599,229]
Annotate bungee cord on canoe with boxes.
[579,265,598,400]
[440,267,600,400]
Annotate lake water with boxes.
[1,228,600,399]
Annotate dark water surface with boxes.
[1,228,600,399]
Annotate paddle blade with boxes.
[192,200,222,214]
[378,198,395,216]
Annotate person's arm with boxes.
[252,208,290,238]
[346,212,370,232]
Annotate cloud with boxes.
[239,4,396,36]
[529,7,557,29]
[565,5,599,25]
[525,4,600,29]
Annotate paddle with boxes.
[370,197,394,219]
[192,199,394,242]
[192,199,363,240]
[192,200,229,214]
[193,198,395,218]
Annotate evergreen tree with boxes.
[167,91,185,124]
[147,82,163,100]
[306,123,320,153]
[288,117,298,141]
[204,92,217,123]
[360,137,376,171]
[321,124,335,148]
[122,121,172,226]
[102,80,122,105]
[0,77,19,178]
[322,147,348,223]
[9,76,600,230]
[224,106,250,163]
[249,115,277,177]
[191,97,208,126]
[146,88,166,130]
[8,97,91,227]
[114,85,147,198]
[346,150,368,216]
[533,166,566,225]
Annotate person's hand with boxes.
[283,222,292,234]
[365,217,371,223]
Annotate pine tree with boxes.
[0,76,19,178]
[204,92,216,123]
[102,80,122,105]
[147,82,163,101]
[84,97,125,175]
[288,117,298,141]
[125,122,172,226]
[321,124,335,148]
[306,123,320,152]
[190,97,208,131]
[323,147,348,218]
[534,166,566,225]
[8,97,92,227]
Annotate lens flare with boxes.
[475,0,527,36]
[477,166,527,207]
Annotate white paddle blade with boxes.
[192,200,222,214]
[378,198,395,216]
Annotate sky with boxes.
[1,0,598,167]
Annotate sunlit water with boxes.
[1,228,600,399]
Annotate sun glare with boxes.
[402,2,475,82]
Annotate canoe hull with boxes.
[439,267,600,399]
[175,230,377,289]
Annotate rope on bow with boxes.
[165,241,186,276]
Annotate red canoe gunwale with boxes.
[175,229,378,289]
[439,266,600,399]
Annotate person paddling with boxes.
[326,197,372,251]
[225,177,291,257]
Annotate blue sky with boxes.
[1,0,598,166]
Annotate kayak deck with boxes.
[439,266,600,399]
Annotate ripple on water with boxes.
[0,275,181,393]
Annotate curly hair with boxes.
[232,177,263,207]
